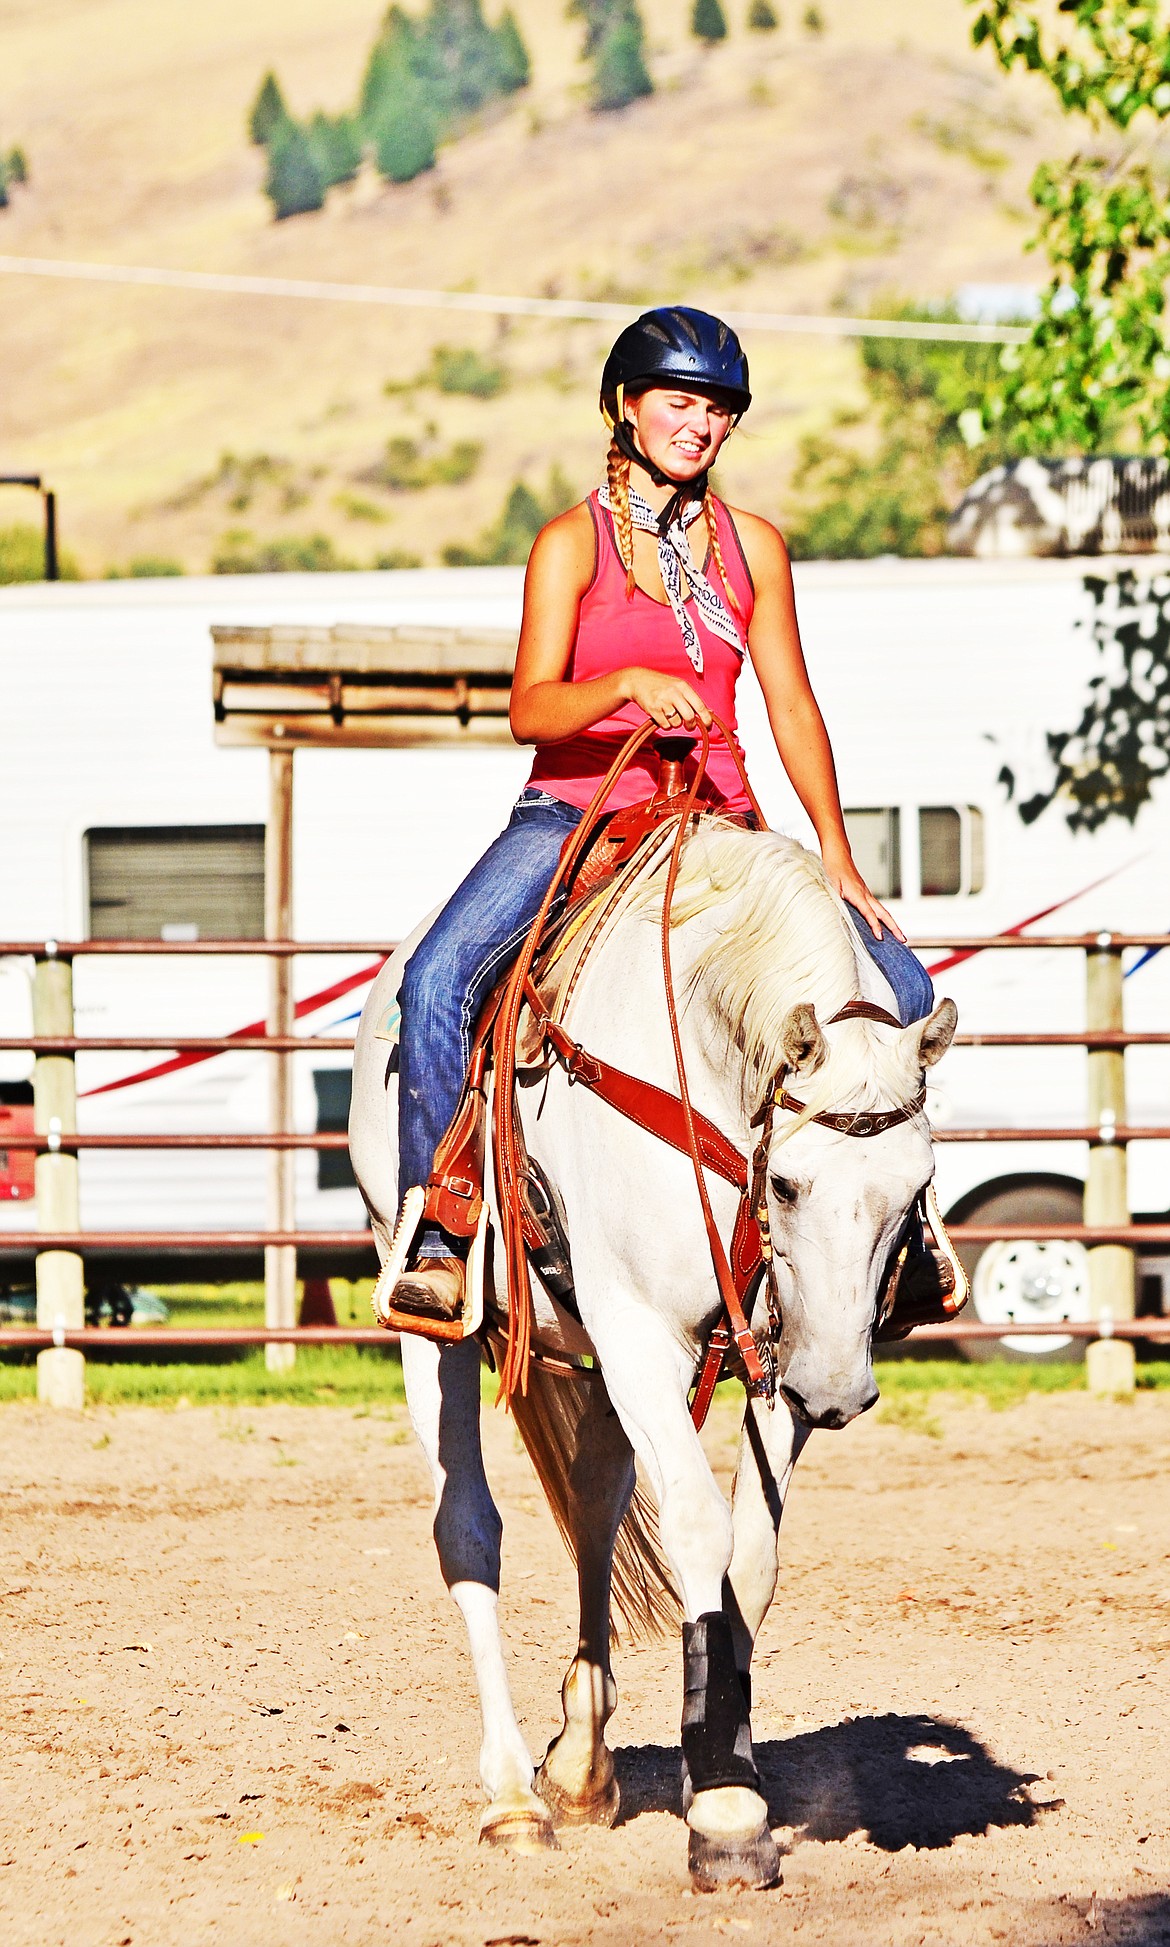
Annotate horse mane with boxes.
[639,821,924,1120]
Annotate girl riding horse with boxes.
[391,305,934,1324]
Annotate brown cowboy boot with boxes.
[389,1256,466,1325]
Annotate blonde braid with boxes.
[606,435,637,601]
[702,489,744,618]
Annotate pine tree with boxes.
[359,10,419,125]
[494,10,531,91]
[692,0,728,44]
[0,163,7,211]
[747,0,779,27]
[308,112,364,188]
[6,145,28,184]
[249,71,289,147]
[264,119,326,218]
[371,77,439,182]
[567,0,614,58]
[589,5,653,110]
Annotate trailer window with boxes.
[85,825,265,940]
[313,1070,356,1191]
[842,808,901,899]
[919,806,985,897]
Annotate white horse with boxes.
[350,823,956,1890]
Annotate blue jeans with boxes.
[845,905,935,1027]
[397,791,934,1255]
[398,789,585,1255]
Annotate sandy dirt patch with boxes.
[0,1388,1168,1946]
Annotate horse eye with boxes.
[769,1174,799,1205]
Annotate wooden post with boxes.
[33,947,85,1408]
[1085,935,1135,1394]
[265,747,297,1372]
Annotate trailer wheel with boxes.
[948,1175,1090,1364]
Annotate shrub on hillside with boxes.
[248,72,289,147]
[374,547,425,568]
[212,531,357,574]
[369,434,483,489]
[441,468,575,564]
[0,523,79,583]
[264,120,326,219]
[692,0,728,44]
[105,557,184,579]
[0,142,29,208]
[431,343,509,396]
[747,1,779,27]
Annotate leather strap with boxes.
[655,719,770,1401]
[689,1325,733,1431]
[827,998,903,1029]
[542,1022,751,1190]
[775,1085,927,1138]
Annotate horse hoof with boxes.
[478,1804,559,1854]
[536,1764,621,1828]
[688,1822,782,1893]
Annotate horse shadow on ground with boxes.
[614,1712,1041,1851]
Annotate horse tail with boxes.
[495,1338,680,1644]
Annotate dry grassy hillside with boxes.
[0,0,1066,575]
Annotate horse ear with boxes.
[914,998,958,1068]
[780,1002,828,1076]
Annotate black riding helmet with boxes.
[600,305,751,421]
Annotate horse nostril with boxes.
[779,1381,812,1425]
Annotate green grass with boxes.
[873,1357,1170,1409]
[0,1343,405,1408]
[2,1275,1168,1412]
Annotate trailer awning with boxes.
[211,621,517,748]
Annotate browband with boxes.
[754,994,925,1137]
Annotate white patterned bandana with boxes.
[598,480,745,676]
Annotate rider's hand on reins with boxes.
[622,666,712,733]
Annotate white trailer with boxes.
[1,557,1167,1346]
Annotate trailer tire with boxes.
[947,1174,1089,1364]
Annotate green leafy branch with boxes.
[967,1,1170,457]
[970,0,1170,130]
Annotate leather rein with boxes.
[491,715,927,1425]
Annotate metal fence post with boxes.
[265,748,297,1372]
[32,945,85,1407]
[1085,934,1136,1394]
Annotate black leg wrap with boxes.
[681,1612,760,1796]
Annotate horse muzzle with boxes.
[778,1372,879,1430]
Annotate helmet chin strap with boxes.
[612,417,708,534]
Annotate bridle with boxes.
[752,997,927,1142]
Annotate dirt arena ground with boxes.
[1,1387,1168,1947]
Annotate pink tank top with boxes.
[525,491,755,815]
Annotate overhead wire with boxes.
[0,253,1031,345]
